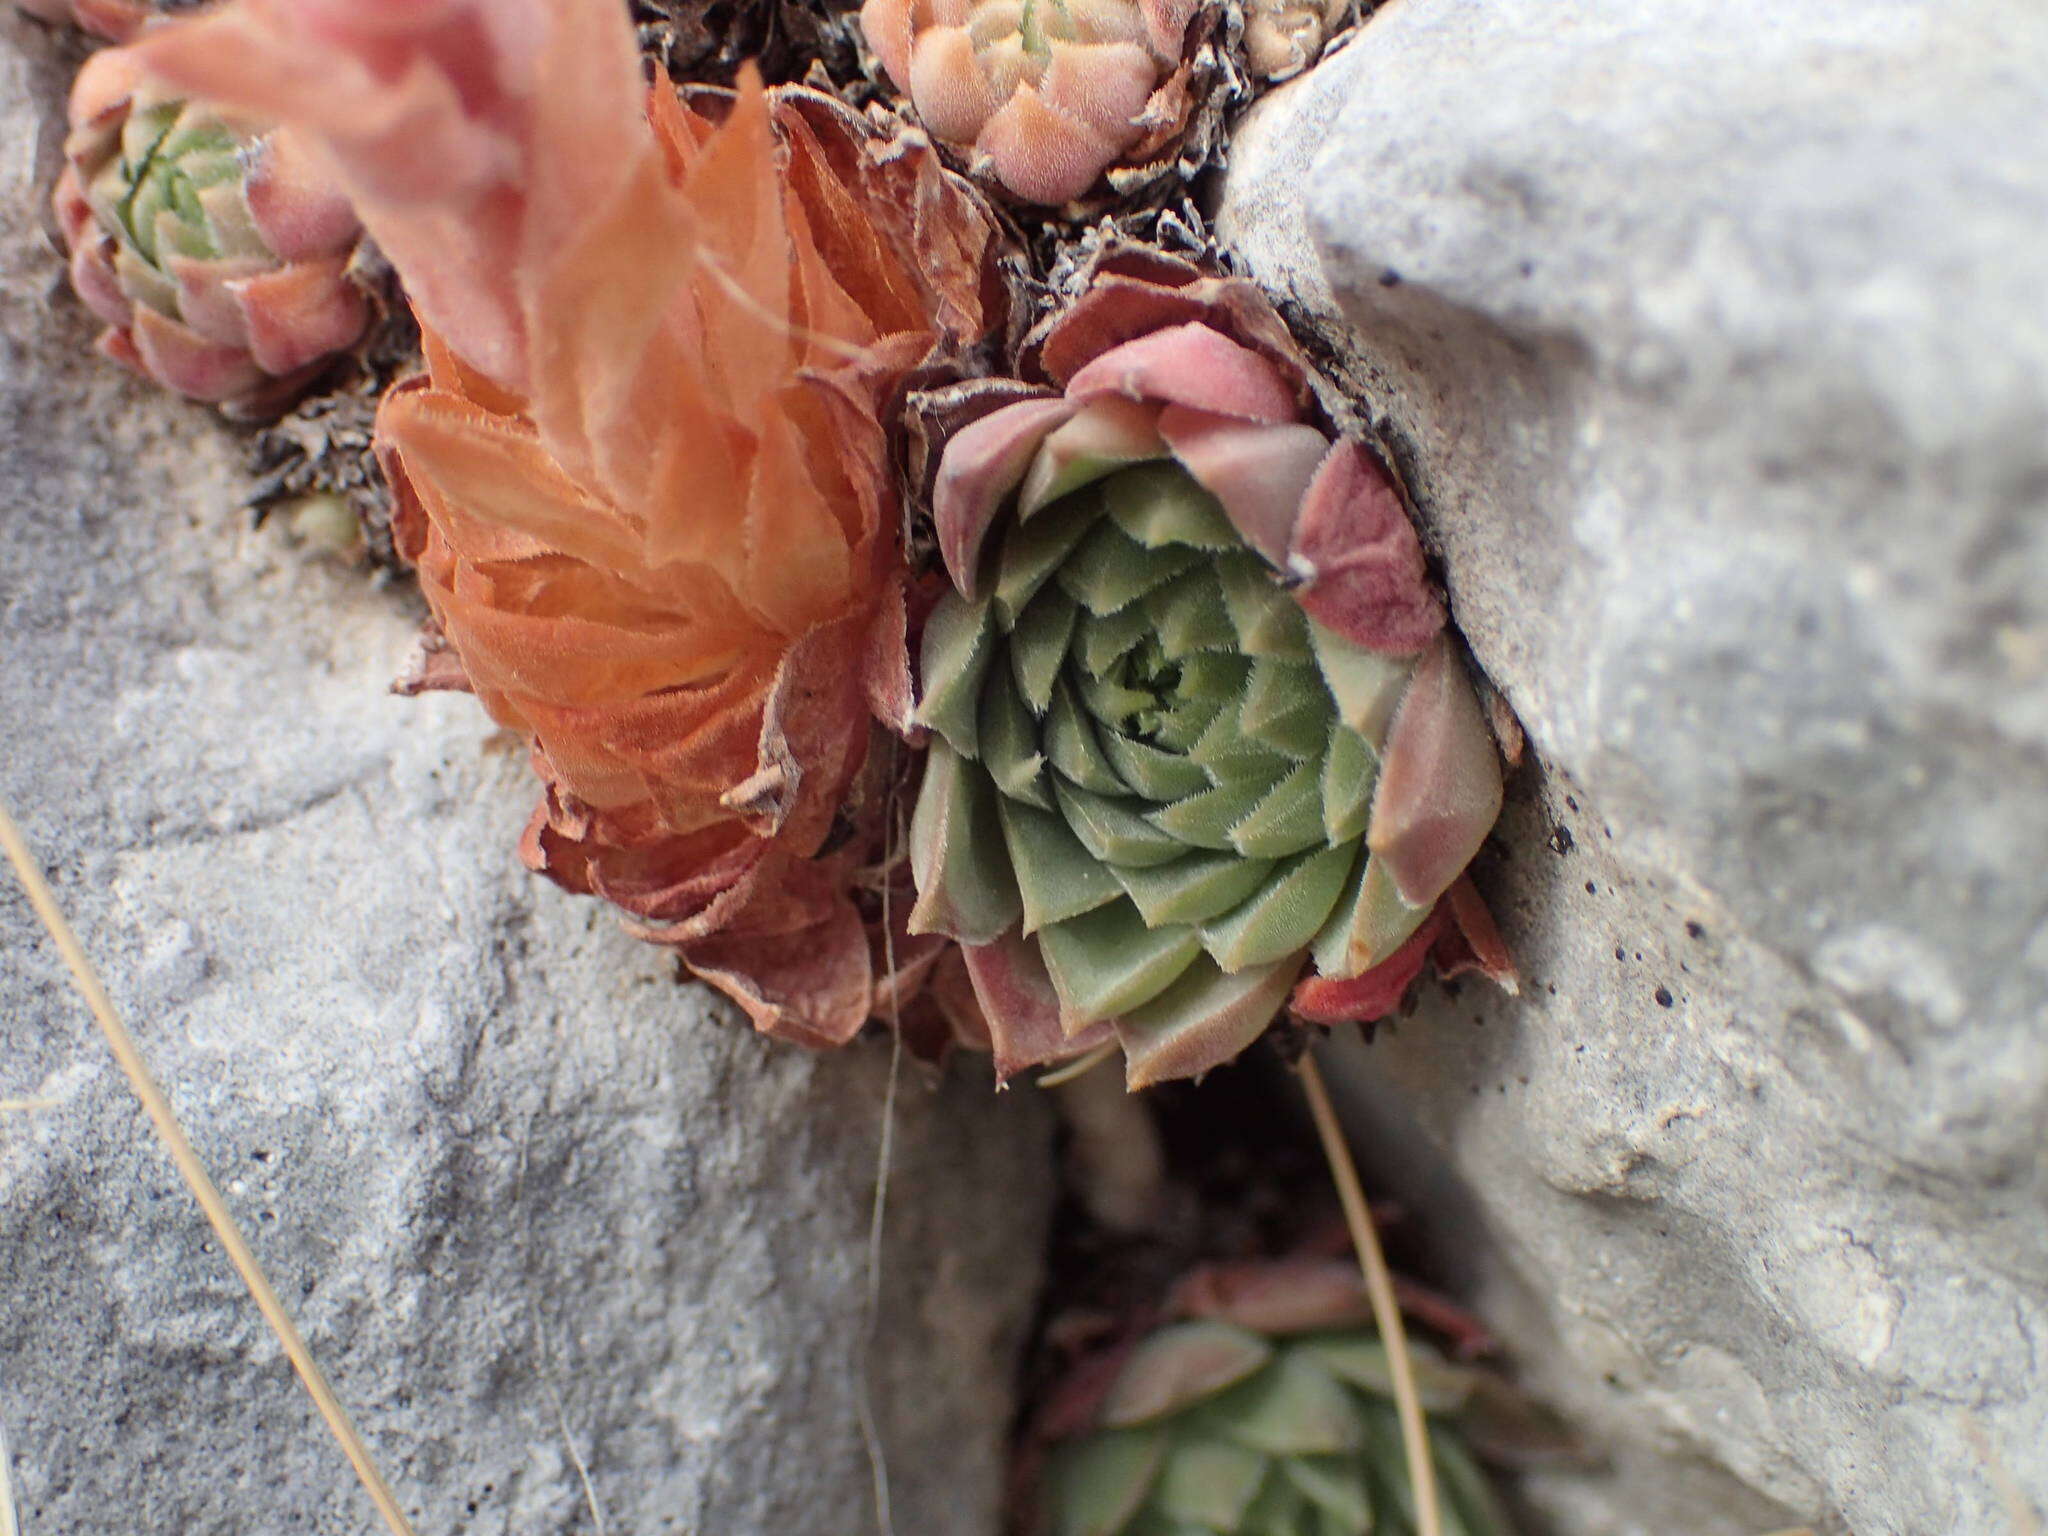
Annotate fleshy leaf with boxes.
[916,590,995,756]
[1000,796,1126,934]
[1114,849,1278,928]
[1366,636,1504,907]
[1180,1353,1367,1457]
[1217,557,1312,658]
[1116,954,1302,1089]
[1153,1439,1271,1530]
[1012,588,1083,713]
[907,739,1022,945]
[1229,756,1329,859]
[1046,1428,1167,1536]
[1054,780,1190,869]
[1020,397,1169,516]
[1200,843,1354,973]
[1099,1321,1275,1427]
[1039,900,1202,1024]
[1105,460,1241,550]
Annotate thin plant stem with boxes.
[1297,1050,1442,1536]
[0,800,420,1536]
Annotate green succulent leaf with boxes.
[1048,1428,1167,1536]
[908,447,1493,1071]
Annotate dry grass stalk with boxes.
[1298,1050,1443,1536]
[0,799,418,1536]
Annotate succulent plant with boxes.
[859,0,1203,204]
[906,259,1508,1086]
[1242,0,1350,79]
[54,50,368,418]
[11,0,149,41]
[1036,1261,1518,1536]
[132,0,1010,1048]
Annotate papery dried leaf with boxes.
[145,0,1010,1048]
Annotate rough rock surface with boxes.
[1221,3,2048,1533]
[0,20,1050,1536]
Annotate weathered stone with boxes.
[0,18,1050,1534]
[1221,2,2048,1532]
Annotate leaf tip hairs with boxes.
[0,798,421,1536]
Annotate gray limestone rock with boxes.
[0,17,1049,1535]
[1220,2,2048,1533]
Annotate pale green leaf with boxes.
[1322,724,1377,844]
[1153,1439,1270,1529]
[1150,778,1271,852]
[1099,727,1214,802]
[1279,1454,1376,1533]
[1054,780,1189,869]
[1309,852,1433,978]
[1180,1354,1367,1457]
[1145,569,1240,659]
[1114,848,1277,927]
[1217,556,1311,658]
[1058,519,1203,616]
[979,663,1052,809]
[998,795,1123,934]
[1238,657,1335,759]
[914,589,993,756]
[1047,1428,1165,1536]
[1010,587,1080,714]
[1048,676,1131,795]
[1075,602,1154,675]
[1114,954,1302,1089]
[1101,1322,1274,1427]
[1037,900,1202,1023]
[1104,460,1241,549]
[1199,843,1354,972]
[995,489,1103,627]
[1311,622,1414,747]
[906,740,1020,945]
[1230,756,1330,858]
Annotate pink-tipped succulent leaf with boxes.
[907,261,1509,1088]
[53,48,368,417]
[1034,1259,1522,1535]
[861,0,1205,204]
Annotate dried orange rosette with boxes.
[134,0,1008,1048]
[903,254,1514,1085]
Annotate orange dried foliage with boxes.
[136,0,1004,1046]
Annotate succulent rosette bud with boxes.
[12,0,148,42]
[1031,1259,1518,1536]
[52,48,368,418]
[859,0,1203,205]
[1243,0,1350,80]
[906,257,1510,1086]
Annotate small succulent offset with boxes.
[11,0,149,42]
[1242,0,1351,80]
[54,50,369,418]
[1035,1260,1516,1536]
[907,257,1509,1086]
[860,0,1201,204]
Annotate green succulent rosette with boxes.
[1035,1261,1521,1536]
[54,48,368,416]
[907,265,1508,1087]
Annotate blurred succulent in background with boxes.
[859,0,1206,204]
[1030,1257,1522,1536]
[905,255,1511,1087]
[53,48,368,418]
[11,0,148,41]
[1242,0,1351,80]
[135,0,1007,1048]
